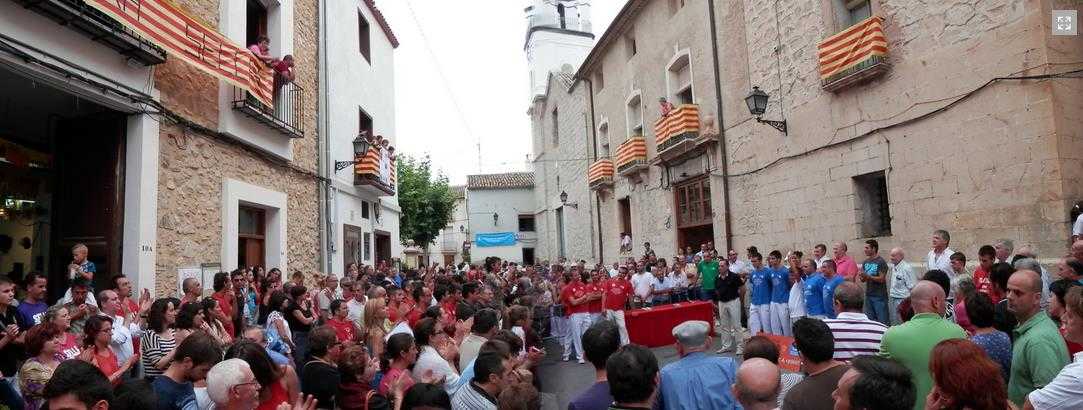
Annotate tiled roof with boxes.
[363,0,400,48]
[467,172,535,190]
[450,185,466,199]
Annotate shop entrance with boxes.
[0,67,126,301]
[374,231,392,266]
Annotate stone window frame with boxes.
[221,178,288,272]
[822,0,878,33]
[625,89,643,139]
[597,117,611,157]
[665,49,695,105]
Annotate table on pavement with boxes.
[624,301,715,348]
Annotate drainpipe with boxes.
[585,78,604,262]
[318,0,332,273]
[707,0,734,249]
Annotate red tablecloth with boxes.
[625,301,714,348]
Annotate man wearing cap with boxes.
[656,320,740,410]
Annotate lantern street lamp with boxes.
[493,212,499,226]
[335,134,372,172]
[559,190,578,209]
[744,86,787,135]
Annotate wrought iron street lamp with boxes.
[334,135,372,172]
[745,86,787,135]
[559,190,578,209]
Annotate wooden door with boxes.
[51,114,126,301]
[238,206,266,269]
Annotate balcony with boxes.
[654,104,714,164]
[818,15,890,92]
[588,158,614,191]
[232,82,305,138]
[354,146,396,196]
[615,136,648,176]
[12,0,166,66]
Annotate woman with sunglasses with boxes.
[80,315,137,386]
[412,318,461,395]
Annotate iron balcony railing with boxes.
[231,81,305,138]
[12,0,167,65]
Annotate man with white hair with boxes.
[887,248,915,325]
[733,358,781,410]
[994,238,1015,264]
[206,358,260,410]
[656,320,739,410]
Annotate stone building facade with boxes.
[530,72,597,263]
[551,0,1082,265]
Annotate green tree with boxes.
[396,155,455,250]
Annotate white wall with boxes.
[0,1,160,292]
[467,188,537,263]
[425,195,468,264]
[526,30,594,97]
[326,0,399,275]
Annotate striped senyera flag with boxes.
[85,0,274,106]
[817,16,888,80]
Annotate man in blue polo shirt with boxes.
[822,260,846,319]
[767,250,792,336]
[803,259,827,319]
[748,253,772,336]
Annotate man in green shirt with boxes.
[1006,269,1069,406]
[697,251,721,302]
[879,281,965,410]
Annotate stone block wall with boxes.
[153,0,321,295]
[532,75,596,263]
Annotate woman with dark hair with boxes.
[337,344,390,410]
[377,333,418,396]
[19,323,64,409]
[287,285,318,368]
[80,315,135,386]
[965,292,1011,383]
[200,297,233,345]
[259,274,283,325]
[141,297,179,380]
[225,340,301,410]
[265,290,294,360]
[326,299,362,344]
[401,383,450,410]
[301,326,344,409]
[412,318,460,394]
[173,301,205,342]
[926,339,1010,410]
[1049,278,1083,355]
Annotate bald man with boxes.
[887,248,915,325]
[1005,270,1069,406]
[879,281,965,410]
[832,242,858,281]
[733,358,781,410]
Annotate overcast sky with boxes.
[379,1,625,186]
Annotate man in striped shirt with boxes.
[824,282,887,361]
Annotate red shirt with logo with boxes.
[561,282,587,315]
[972,267,1003,303]
[603,279,633,311]
[585,283,603,313]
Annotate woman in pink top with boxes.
[378,333,418,396]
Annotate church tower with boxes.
[524,0,594,98]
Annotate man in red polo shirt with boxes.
[603,265,633,345]
[586,269,605,324]
[972,245,1002,303]
[560,270,591,363]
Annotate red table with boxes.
[625,301,715,347]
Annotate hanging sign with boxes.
[84,0,274,105]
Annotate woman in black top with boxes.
[300,326,341,410]
[287,285,318,368]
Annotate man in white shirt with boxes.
[887,248,916,326]
[812,244,830,269]
[926,229,954,275]
[631,266,654,308]
[994,238,1015,265]
[1073,204,1083,243]
[346,281,367,328]
[97,289,141,366]
[727,250,751,275]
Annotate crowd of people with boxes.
[0,228,1080,410]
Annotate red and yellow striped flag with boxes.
[817,16,888,80]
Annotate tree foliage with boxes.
[396,155,455,248]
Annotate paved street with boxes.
[534,337,738,410]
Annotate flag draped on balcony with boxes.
[817,15,888,84]
[84,0,274,105]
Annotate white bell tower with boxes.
[524,0,595,98]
